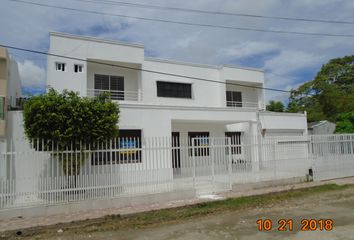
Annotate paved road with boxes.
[40,185,354,240]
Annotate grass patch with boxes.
[5,183,354,239]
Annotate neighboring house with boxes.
[47,32,308,144]
[308,120,336,135]
[0,47,22,140]
[0,47,22,185]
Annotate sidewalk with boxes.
[1,177,354,233]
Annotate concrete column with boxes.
[8,112,45,205]
[249,121,260,172]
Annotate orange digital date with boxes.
[256,219,333,231]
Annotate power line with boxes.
[8,0,354,38]
[71,0,354,25]
[0,43,291,93]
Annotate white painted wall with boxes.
[259,112,308,136]
[47,55,87,95]
[119,104,258,137]
[49,33,144,63]
[47,32,144,96]
[46,32,308,144]
[142,59,224,107]
[47,33,265,109]
[226,122,250,133]
[221,66,264,85]
[6,111,48,204]
[172,122,226,139]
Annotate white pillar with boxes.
[249,121,260,172]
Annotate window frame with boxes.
[188,132,210,156]
[225,132,242,154]
[74,64,83,73]
[94,74,125,100]
[156,81,192,99]
[226,91,242,107]
[91,129,142,165]
[55,62,66,72]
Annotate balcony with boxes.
[87,89,142,102]
[226,101,259,110]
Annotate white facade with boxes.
[47,32,307,139]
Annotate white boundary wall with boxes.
[0,134,353,211]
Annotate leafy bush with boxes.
[23,88,119,178]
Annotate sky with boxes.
[1,0,354,103]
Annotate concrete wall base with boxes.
[232,177,308,192]
[0,189,196,220]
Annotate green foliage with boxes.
[335,112,354,133]
[266,100,284,112]
[288,55,354,129]
[23,88,119,148]
[23,89,119,177]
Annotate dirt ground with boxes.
[14,185,354,240]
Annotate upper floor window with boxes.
[0,97,5,120]
[156,81,192,99]
[226,91,242,107]
[55,62,66,72]
[94,74,124,100]
[74,64,83,73]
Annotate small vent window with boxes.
[74,64,83,73]
[55,62,66,72]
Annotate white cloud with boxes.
[1,0,354,96]
[222,0,281,14]
[264,50,324,75]
[217,41,278,60]
[18,60,46,88]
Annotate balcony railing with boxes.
[87,89,142,101]
[226,101,259,109]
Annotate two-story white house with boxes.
[0,33,310,205]
[47,32,307,146]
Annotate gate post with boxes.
[228,137,232,190]
[192,138,196,189]
[211,138,215,191]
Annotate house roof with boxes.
[50,32,145,49]
[308,120,334,129]
[50,32,264,73]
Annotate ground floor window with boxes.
[225,132,242,154]
[91,129,142,165]
[188,132,210,156]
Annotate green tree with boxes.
[335,112,354,133]
[23,88,119,181]
[266,100,284,112]
[288,55,354,125]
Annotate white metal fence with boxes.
[311,134,354,181]
[0,134,353,210]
